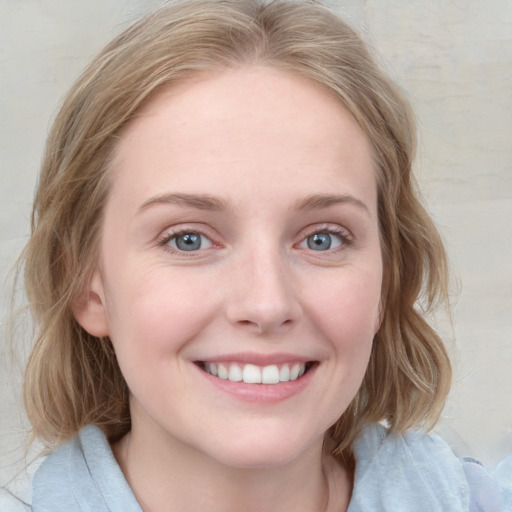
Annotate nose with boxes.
[225,246,302,335]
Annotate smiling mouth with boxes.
[196,361,316,385]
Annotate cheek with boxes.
[103,276,208,405]
[104,269,217,360]
[309,268,382,343]
[303,271,380,426]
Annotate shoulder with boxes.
[31,425,141,512]
[348,423,512,512]
[462,454,512,511]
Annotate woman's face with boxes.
[77,67,383,468]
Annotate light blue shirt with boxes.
[3,423,511,511]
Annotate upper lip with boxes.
[194,352,317,366]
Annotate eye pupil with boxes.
[175,233,201,251]
[307,233,332,251]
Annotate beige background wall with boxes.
[1,0,511,487]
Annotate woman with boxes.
[5,0,511,510]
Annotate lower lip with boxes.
[196,364,317,403]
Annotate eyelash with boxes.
[157,224,353,255]
[157,227,216,255]
[297,225,354,253]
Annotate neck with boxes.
[112,418,351,512]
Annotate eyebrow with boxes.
[294,194,370,216]
[138,193,229,213]
[138,192,370,216]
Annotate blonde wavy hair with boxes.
[22,0,451,458]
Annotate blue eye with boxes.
[301,231,344,251]
[308,233,333,251]
[167,232,213,252]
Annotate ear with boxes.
[72,271,110,337]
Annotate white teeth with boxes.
[290,363,301,381]
[279,364,290,382]
[243,364,262,384]
[262,365,280,384]
[217,363,228,380]
[203,362,307,384]
[228,365,243,382]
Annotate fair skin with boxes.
[75,66,383,512]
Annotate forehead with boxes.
[109,66,376,213]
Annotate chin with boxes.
[201,429,323,470]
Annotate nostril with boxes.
[235,317,295,335]
[235,319,264,335]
